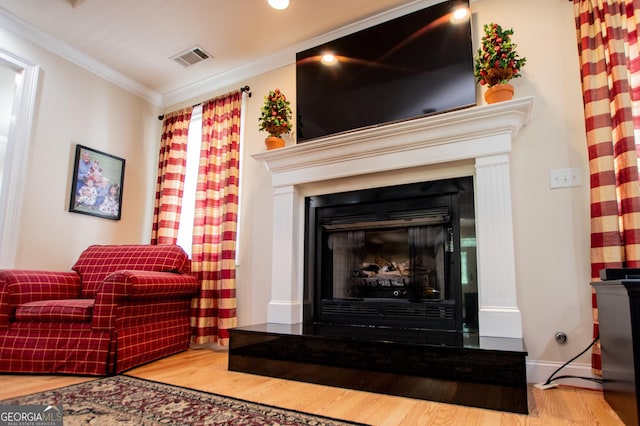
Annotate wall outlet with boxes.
[555,331,568,344]
[549,168,582,189]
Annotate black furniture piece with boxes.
[593,268,640,426]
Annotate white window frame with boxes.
[0,49,39,268]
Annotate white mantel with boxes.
[253,96,533,339]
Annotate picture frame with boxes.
[69,144,125,220]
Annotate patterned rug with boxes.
[1,375,368,425]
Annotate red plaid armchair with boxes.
[0,245,200,376]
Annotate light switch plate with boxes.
[549,168,582,189]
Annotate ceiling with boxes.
[0,0,442,106]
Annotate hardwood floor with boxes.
[0,348,624,425]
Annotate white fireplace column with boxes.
[475,153,522,338]
[255,97,533,339]
[267,185,302,323]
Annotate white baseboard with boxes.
[526,359,602,390]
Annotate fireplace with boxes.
[230,99,534,413]
[304,177,477,341]
[253,97,533,339]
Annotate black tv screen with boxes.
[296,0,475,143]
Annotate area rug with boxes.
[1,375,368,425]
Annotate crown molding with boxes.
[0,7,163,106]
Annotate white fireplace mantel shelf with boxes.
[253,97,534,339]
[253,97,533,188]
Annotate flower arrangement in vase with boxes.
[474,23,526,104]
[258,88,292,150]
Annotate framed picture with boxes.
[69,144,125,220]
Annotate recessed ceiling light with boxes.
[268,0,289,10]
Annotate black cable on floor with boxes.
[542,334,603,386]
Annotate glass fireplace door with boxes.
[326,224,450,302]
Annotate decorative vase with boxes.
[484,83,514,104]
[265,136,285,150]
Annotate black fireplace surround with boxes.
[303,176,478,343]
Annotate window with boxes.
[176,105,202,258]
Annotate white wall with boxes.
[0,26,162,269]
[225,0,594,385]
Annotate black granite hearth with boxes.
[228,323,528,414]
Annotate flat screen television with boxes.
[295,0,475,143]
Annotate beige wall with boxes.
[0,26,161,269]
[6,0,593,383]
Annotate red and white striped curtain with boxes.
[151,107,193,245]
[190,91,242,345]
[574,0,640,373]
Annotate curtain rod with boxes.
[157,85,251,121]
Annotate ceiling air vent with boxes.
[171,46,212,67]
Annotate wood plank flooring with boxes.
[0,348,624,425]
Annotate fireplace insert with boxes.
[303,177,477,339]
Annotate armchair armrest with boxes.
[0,270,81,328]
[92,270,199,330]
[112,270,200,297]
